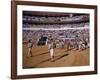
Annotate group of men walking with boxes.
[27,35,89,62]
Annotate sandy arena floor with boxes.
[23,45,89,68]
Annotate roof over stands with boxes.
[23,11,88,17]
[23,11,89,24]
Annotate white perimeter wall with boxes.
[0,0,100,80]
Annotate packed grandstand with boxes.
[22,11,89,50]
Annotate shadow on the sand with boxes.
[64,48,73,52]
[33,51,49,57]
[34,53,69,67]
